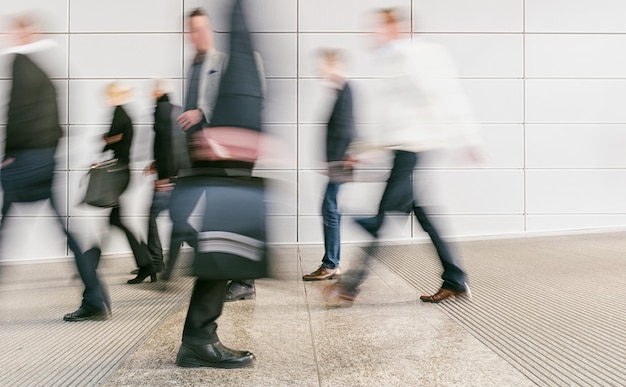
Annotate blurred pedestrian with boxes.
[102,82,155,284]
[162,7,224,282]
[166,7,266,304]
[172,0,266,369]
[303,49,356,281]
[0,15,110,321]
[327,8,482,304]
[143,80,179,275]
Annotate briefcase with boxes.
[173,173,268,280]
[83,159,130,207]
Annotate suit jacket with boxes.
[193,49,267,125]
[196,49,228,125]
[326,83,355,163]
[5,54,62,154]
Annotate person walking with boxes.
[327,8,481,304]
[0,15,110,321]
[102,82,156,284]
[303,49,356,281]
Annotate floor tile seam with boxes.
[298,245,324,387]
[98,303,189,386]
[364,261,420,296]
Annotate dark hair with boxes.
[189,8,208,19]
[378,8,403,25]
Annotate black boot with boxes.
[127,265,157,284]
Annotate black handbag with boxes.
[83,159,130,207]
[171,171,268,280]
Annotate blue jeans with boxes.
[147,190,172,271]
[321,181,342,269]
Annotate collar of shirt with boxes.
[193,51,207,64]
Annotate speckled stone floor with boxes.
[3,233,623,386]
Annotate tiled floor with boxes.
[100,244,533,387]
[3,233,623,386]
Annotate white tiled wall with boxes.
[2,0,626,261]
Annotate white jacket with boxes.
[368,38,481,153]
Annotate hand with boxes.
[103,133,123,144]
[154,178,174,192]
[1,157,15,168]
[177,109,203,131]
[143,163,156,176]
[343,155,358,169]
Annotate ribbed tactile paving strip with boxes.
[0,256,195,386]
[373,234,626,387]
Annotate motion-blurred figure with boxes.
[303,49,356,281]
[168,7,265,303]
[0,15,110,321]
[160,8,221,281]
[172,0,267,369]
[102,82,155,284]
[143,80,183,275]
[327,8,482,304]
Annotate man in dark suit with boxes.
[1,16,109,321]
[171,2,265,368]
[170,7,265,302]
[303,49,356,281]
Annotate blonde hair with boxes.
[317,48,343,65]
[105,82,133,105]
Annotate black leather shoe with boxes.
[176,341,254,369]
[63,306,110,322]
[224,281,255,302]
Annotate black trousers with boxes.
[0,149,109,312]
[350,150,466,292]
[182,279,228,345]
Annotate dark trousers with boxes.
[0,149,109,312]
[351,150,466,292]
[182,279,228,345]
[109,206,151,268]
[146,190,172,271]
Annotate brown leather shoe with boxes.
[302,265,341,281]
[420,283,472,303]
